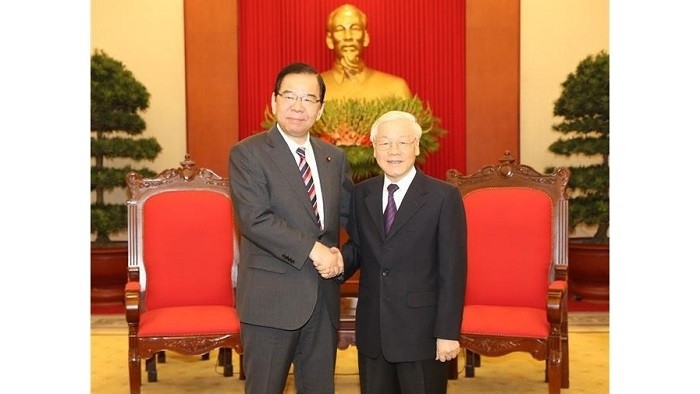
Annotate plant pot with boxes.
[91,242,128,306]
[568,239,609,302]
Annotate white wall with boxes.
[520,0,609,237]
[91,0,187,208]
[520,0,609,172]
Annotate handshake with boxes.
[310,242,344,279]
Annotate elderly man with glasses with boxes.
[338,110,467,394]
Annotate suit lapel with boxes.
[267,127,318,222]
[362,177,386,240]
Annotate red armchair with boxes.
[445,151,571,394]
[124,155,243,394]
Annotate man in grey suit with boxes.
[228,62,353,393]
[339,111,466,393]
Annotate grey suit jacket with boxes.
[228,125,353,330]
[341,169,467,362]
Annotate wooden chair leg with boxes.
[217,348,224,366]
[547,355,562,394]
[217,348,233,377]
[157,350,165,363]
[562,337,570,388]
[146,355,158,382]
[202,352,210,361]
[128,353,141,394]
[466,350,477,378]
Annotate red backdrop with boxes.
[238,0,466,178]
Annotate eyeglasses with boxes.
[373,139,417,151]
[276,91,322,106]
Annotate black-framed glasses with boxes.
[373,139,417,151]
[276,91,322,106]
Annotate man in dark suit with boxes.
[339,110,467,393]
[228,62,353,393]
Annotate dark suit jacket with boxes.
[341,169,466,362]
[228,126,353,330]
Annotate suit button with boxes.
[382,269,389,277]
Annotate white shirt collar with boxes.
[277,124,311,155]
[384,166,417,191]
[383,166,416,209]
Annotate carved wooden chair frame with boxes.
[445,150,570,393]
[124,155,244,393]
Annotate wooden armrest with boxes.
[124,281,141,323]
[549,279,566,292]
[546,280,567,324]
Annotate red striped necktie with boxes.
[296,147,321,227]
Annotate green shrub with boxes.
[91,50,161,244]
[547,50,609,242]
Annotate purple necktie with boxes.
[296,147,321,227]
[384,184,399,234]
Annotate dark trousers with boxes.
[358,350,448,394]
[241,297,337,394]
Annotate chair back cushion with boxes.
[464,187,552,309]
[143,190,234,309]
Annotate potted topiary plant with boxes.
[547,50,609,301]
[91,49,161,305]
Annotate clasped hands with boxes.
[310,242,344,279]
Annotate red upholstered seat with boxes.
[124,156,244,394]
[461,305,549,338]
[138,306,241,336]
[445,151,570,394]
